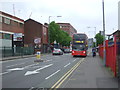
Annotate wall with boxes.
[0,11,24,47]
[118,1,120,30]
[0,39,12,47]
[57,23,77,37]
[24,19,42,46]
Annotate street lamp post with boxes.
[48,16,62,52]
[49,16,62,24]
[87,26,97,47]
[48,16,52,24]
[102,0,106,66]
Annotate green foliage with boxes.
[92,42,96,48]
[48,21,71,46]
[95,33,104,46]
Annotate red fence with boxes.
[98,44,103,59]
[99,38,117,77]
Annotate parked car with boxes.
[52,48,63,55]
[64,49,71,53]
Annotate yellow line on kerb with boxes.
[50,58,85,89]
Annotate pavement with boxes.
[60,52,119,89]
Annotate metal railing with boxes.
[1,47,34,58]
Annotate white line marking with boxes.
[72,58,78,62]
[24,63,39,69]
[29,87,35,90]
[54,56,60,58]
[7,63,39,72]
[64,63,71,68]
[25,64,53,76]
[45,70,60,79]
[7,63,25,68]
[0,71,9,75]
[45,59,52,62]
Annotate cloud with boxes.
[0,0,119,38]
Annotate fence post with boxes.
[3,46,5,57]
[105,40,108,67]
[12,47,14,56]
[21,47,23,58]
[114,35,117,77]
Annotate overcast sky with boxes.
[0,0,119,38]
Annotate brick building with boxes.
[24,19,48,53]
[57,23,77,37]
[0,11,24,47]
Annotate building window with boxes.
[0,32,2,39]
[12,21,18,26]
[4,18,10,24]
[19,23,23,28]
[3,33,12,40]
[0,16,2,22]
[60,26,62,28]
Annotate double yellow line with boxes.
[50,58,85,89]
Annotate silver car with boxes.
[52,48,63,55]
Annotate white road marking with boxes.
[64,63,71,68]
[7,63,39,72]
[31,66,41,69]
[25,64,53,76]
[29,87,35,90]
[0,71,9,75]
[45,59,52,62]
[6,62,25,68]
[45,70,60,79]
[72,58,78,62]
[54,56,60,58]
[7,68,24,71]
[24,63,39,69]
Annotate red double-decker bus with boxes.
[72,33,88,57]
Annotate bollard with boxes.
[36,51,41,60]
[34,51,43,62]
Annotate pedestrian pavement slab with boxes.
[60,53,118,88]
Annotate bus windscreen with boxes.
[72,44,85,51]
[73,34,86,40]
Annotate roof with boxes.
[25,18,43,25]
[57,23,71,25]
[113,30,120,35]
[0,11,24,22]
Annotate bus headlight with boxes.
[83,51,86,54]
[72,51,75,53]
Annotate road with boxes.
[1,53,85,89]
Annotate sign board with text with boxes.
[13,33,23,41]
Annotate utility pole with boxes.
[13,4,15,16]
[102,0,106,66]
[29,12,32,18]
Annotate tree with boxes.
[95,33,104,46]
[48,21,60,43]
[48,21,71,46]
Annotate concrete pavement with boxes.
[60,53,118,88]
